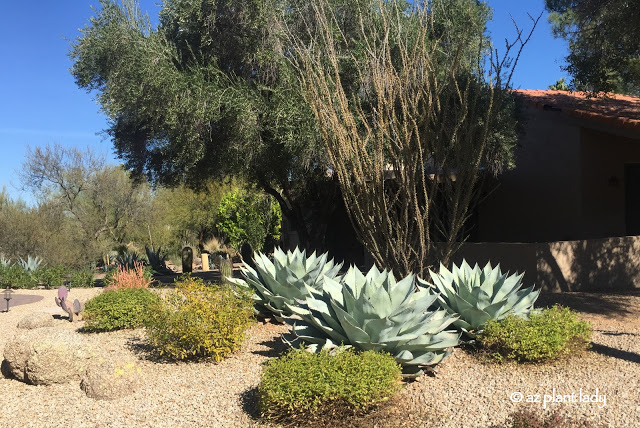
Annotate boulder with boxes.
[2,328,93,385]
[80,358,142,400]
[16,312,55,330]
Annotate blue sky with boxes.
[0,0,567,204]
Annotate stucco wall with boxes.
[476,104,640,242]
[455,236,640,292]
[476,105,583,242]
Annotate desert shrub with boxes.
[0,264,37,289]
[83,288,160,332]
[508,409,600,427]
[215,189,281,252]
[259,348,402,423]
[144,275,253,360]
[69,268,95,288]
[478,305,592,363]
[33,265,69,288]
[104,261,154,291]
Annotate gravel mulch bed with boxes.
[0,288,638,428]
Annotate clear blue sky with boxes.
[0,0,567,205]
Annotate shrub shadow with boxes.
[536,292,633,317]
[124,335,177,364]
[240,386,261,422]
[590,342,640,364]
[252,336,290,358]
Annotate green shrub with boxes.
[69,268,95,288]
[259,348,402,423]
[216,188,281,252]
[0,264,37,289]
[83,288,160,332]
[33,265,69,288]
[478,305,592,363]
[144,275,254,360]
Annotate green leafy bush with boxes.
[216,189,282,251]
[33,265,69,288]
[69,268,95,288]
[0,264,37,289]
[478,305,592,363]
[144,275,254,360]
[259,348,402,423]
[83,288,160,332]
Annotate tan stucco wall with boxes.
[580,128,640,237]
[455,236,640,292]
[476,105,640,242]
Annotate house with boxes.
[457,90,640,292]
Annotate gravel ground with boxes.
[0,288,638,428]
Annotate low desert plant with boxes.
[0,264,38,289]
[258,348,402,424]
[144,275,254,361]
[69,268,95,288]
[104,261,154,291]
[478,305,592,363]
[33,265,69,288]
[83,288,160,332]
[202,236,225,254]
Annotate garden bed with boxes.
[0,288,638,428]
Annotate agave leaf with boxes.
[390,275,415,307]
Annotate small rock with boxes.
[16,312,55,330]
[80,358,142,400]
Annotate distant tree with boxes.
[546,0,640,96]
[548,78,571,91]
[20,144,150,262]
[148,180,235,250]
[69,0,340,249]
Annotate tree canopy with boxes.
[546,0,640,96]
[70,0,336,248]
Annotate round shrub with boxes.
[258,348,402,424]
[33,265,69,288]
[69,268,95,288]
[83,288,160,332]
[144,275,254,361]
[477,305,592,363]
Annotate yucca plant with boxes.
[285,265,460,376]
[17,255,44,272]
[421,260,540,337]
[229,247,342,322]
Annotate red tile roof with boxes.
[514,89,640,131]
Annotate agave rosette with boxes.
[229,246,342,322]
[421,260,540,335]
[285,265,460,375]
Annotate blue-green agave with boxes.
[17,255,44,272]
[421,260,540,336]
[230,247,342,322]
[285,265,460,375]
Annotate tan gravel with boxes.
[0,289,638,428]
